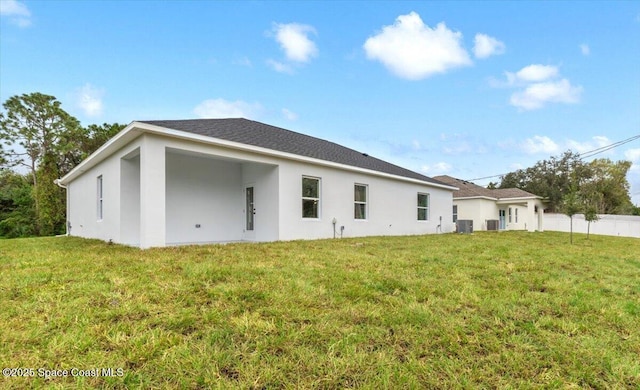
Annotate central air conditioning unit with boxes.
[456,220,473,234]
[486,220,499,231]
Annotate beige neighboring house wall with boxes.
[435,175,545,232]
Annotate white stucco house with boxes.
[57,119,457,248]
[434,175,545,232]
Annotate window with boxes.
[302,176,320,218]
[453,205,458,223]
[515,208,518,223]
[417,193,429,221]
[508,207,512,223]
[97,175,103,220]
[354,184,367,220]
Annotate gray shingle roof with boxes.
[492,188,540,199]
[140,118,449,186]
[433,175,540,199]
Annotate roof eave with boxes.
[145,124,458,189]
[59,122,458,190]
[496,196,543,203]
[454,195,498,201]
[58,121,144,184]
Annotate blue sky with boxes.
[2,1,640,203]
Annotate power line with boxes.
[464,173,505,181]
[577,134,640,159]
[464,134,640,182]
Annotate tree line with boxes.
[0,92,124,237]
[492,150,639,216]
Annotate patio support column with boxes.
[537,201,544,232]
[527,199,536,232]
[139,135,166,248]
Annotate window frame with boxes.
[515,208,518,223]
[97,175,103,221]
[452,205,458,223]
[354,183,368,220]
[508,207,512,223]
[301,176,321,219]
[417,192,429,221]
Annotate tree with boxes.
[499,151,580,212]
[499,151,634,215]
[82,123,125,155]
[561,190,582,244]
[58,122,125,175]
[0,144,7,168]
[0,93,126,237]
[0,170,35,238]
[580,159,633,214]
[0,93,80,234]
[583,203,599,239]
[35,154,65,235]
[0,93,80,179]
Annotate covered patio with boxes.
[119,139,279,248]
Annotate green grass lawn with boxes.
[1,232,639,389]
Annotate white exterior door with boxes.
[499,209,506,230]
[243,185,256,240]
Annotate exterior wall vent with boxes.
[456,220,473,234]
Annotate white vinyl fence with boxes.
[543,213,640,238]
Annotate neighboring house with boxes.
[57,119,457,248]
[433,175,544,232]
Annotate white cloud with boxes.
[580,44,590,56]
[0,0,29,15]
[512,64,559,83]
[521,135,560,154]
[517,135,617,157]
[421,162,452,174]
[0,0,31,27]
[567,136,610,154]
[266,59,294,74]
[473,33,505,59]
[625,148,640,162]
[75,84,104,117]
[510,79,583,110]
[272,23,318,63]
[498,64,583,110]
[193,99,262,119]
[363,11,471,80]
[282,108,298,121]
[592,135,610,146]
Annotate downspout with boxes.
[54,179,70,236]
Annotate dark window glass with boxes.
[417,193,429,221]
[302,177,320,218]
[354,184,367,219]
